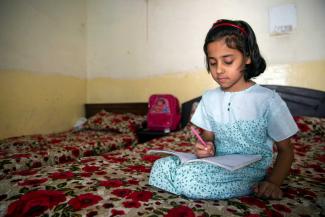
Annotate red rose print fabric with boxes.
[0,122,139,176]
[0,116,323,216]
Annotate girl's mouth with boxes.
[217,78,228,83]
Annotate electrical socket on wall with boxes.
[269,4,297,35]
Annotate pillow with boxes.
[84,110,146,134]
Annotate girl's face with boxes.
[207,38,251,92]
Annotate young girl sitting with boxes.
[149,19,298,200]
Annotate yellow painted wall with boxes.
[87,60,325,104]
[255,60,325,91]
[289,60,325,90]
[0,70,86,139]
[87,70,214,103]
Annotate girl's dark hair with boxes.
[203,19,266,80]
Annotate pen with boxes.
[190,126,207,146]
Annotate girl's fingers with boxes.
[194,141,215,158]
[195,143,208,151]
[252,183,259,193]
[255,182,267,197]
[272,188,283,199]
[206,142,215,154]
[195,142,214,158]
[263,187,273,198]
[253,181,283,199]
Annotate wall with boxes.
[86,0,325,103]
[0,70,86,138]
[0,0,87,139]
[1,0,324,139]
[87,70,215,103]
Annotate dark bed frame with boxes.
[84,103,148,118]
[181,85,325,127]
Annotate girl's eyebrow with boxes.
[208,54,233,59]
[221,54,234,58]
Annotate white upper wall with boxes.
[1,0,324,79]
[0,0,87,78]
[87,0,325,79]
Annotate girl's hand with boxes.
[194,141,215,158]
[252,181,283,199]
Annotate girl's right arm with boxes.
[194,130,215,158]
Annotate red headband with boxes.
[212,22,247,35]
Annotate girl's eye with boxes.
[209,62,216,66]
[224,60,233,65]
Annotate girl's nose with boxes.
[216,65,224,74]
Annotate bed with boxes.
[0,103,148,177]
[0,85,324,217]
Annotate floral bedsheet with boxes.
[0,116,324,217]
[0,130,136,177]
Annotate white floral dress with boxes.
[149,84,298,199]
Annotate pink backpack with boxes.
[147,94,181,131]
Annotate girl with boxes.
[149,19,298,200]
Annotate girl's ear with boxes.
[245,56,252,65]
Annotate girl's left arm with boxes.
[254,138,294,199]
[269,138,294,185]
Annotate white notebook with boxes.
[147,149,262,171]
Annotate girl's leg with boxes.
[149,156,181,195]
[149,159,263,200]
[174,162,261,200]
